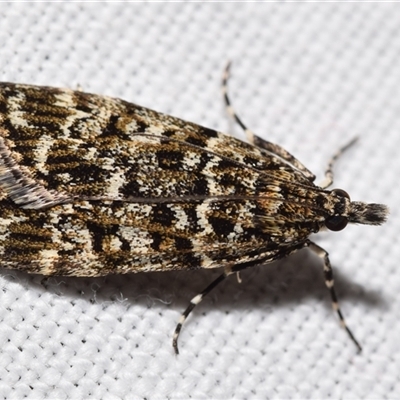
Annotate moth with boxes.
[0,64,388,354]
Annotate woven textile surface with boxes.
[0,3,398,399]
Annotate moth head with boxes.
[325,188,389,232]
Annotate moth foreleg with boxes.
[307,241,362,352]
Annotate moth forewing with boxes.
[0,69,388,355]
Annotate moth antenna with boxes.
[222,62,315,179]
[319,137,359,189]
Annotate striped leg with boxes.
[222,62,315,181]
[173,272,230,355]
[307,241,362,352]
[319,137,359,189]
[172,242,309,354]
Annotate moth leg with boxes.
[307,241,362,352]
[172,270,232,355]
[40,277,50,288]
[319,137,359,189]
[222,62,315,181]
[172,241,312,354]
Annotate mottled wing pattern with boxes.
[0,83,330,276]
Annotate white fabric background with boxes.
[0,3,398,399]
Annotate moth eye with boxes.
[325,215,348,231]
[331,188,350,200]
